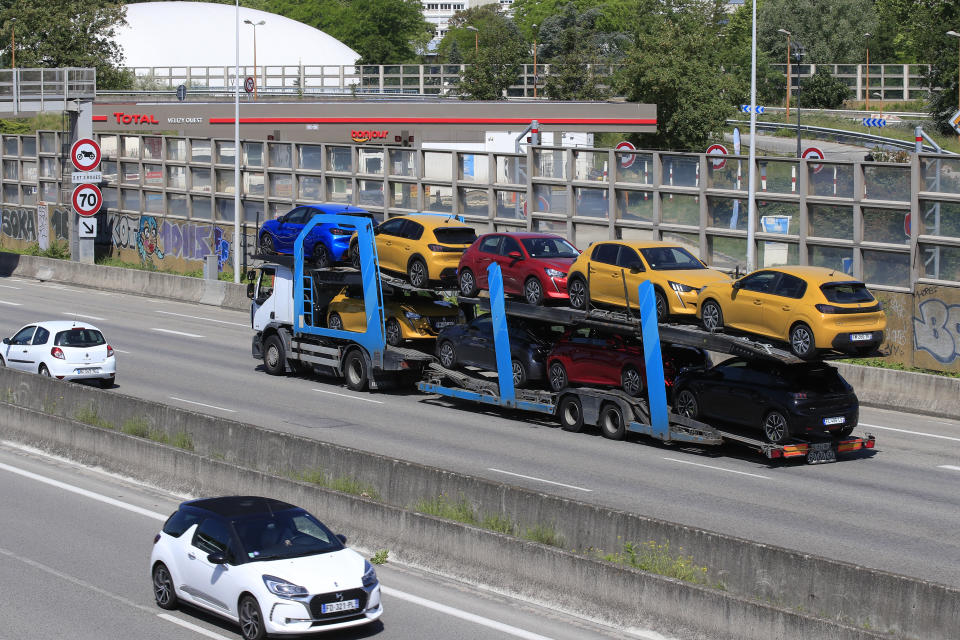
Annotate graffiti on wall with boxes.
[1,208,69,242]
[913,297,960,364]
[106,213,231,269]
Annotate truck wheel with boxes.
[385,318,403,346]
[558,395,585,433]
[599,402,627,440]
[263,335,286,376]
[344,350,369,391]
[408,258,428,289]
[762,410,791,445]
[458,269,478,297]
[567,276,588,310]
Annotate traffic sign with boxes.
[732,128,742,155]
[862,117,887,128]
[244,76,255,93]
[78,217,98,239]
[70,138,101,172]
[802,146,824,173]
[706,144,728,169]
[616,141,637,168]
[740,104,765,114]
[948,109,960,135]
[72,183,102,217]
[71,171,102,184]
[176,84,186,101]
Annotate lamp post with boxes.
[532,24,538,98]
[777,29,791,122]
[746,0,758,272]
[233,1,240,283]
[792,40,805,158]
[243,19,265,100]
[466,25,478,53]
[872,90,883,121]
[949,30,960,144]
[864,32,872,110]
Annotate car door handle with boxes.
[187,552,196,560]
[781,306,791,311]
[753,300,762,305]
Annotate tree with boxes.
[798,67,850,108]
[721,0,786,106]
[511,0,637,37]
[904,2,960,134]
[755,0,878,65]
[0,0,132,89]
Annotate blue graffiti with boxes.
[213,226,230,270]
[913,299,960,364]
[136,216,165,265]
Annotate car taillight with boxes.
[107,345,115,358]
[51,347,65,360]
[329,228,352,236]
[428,244,463,252]
[815,304,839,313]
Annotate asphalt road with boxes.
[0,441,651,640]
[2,276,959,589]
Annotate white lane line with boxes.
[169,396,237,413]
[157,614,234,640]
[62,312,105,321]
[381,586,557,640]
[0,284,21,289]
[938,465,960,472]
[113,348,131,354]
[860,423,960,443]
[487,468,592,492]
[312,388,384,404]
[0,300,22,306]
[663,457,770,479]
[151,328,204,338]
[0,461,166,520]
[156,310,247,327]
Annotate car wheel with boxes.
[408,258,428,289]
[762,410,791,445]
[438,341,457,369]
[789,323,817,359]
[568,276,588,310]
[263,335,286,376]
[599,402,627,440]
[385,318,403,346]
[344,350,369,392]
[557,394,585,432]
[511,359,528,388]
[458,269,478,297]
[152,563,178,610]
[239,595,266,640]
[349,243,361,269]
[548,361,568,392]
[675,388,699,419]
[621,366,644,397]
[98,375,115,389]
[313,243,331,268]
[655,289,668,321]
[259,233,275,255]
[328,313,344,331]
[524,277,545,306]
[701,300,724,332]
[39,364,50,377]
[833,426,855,439]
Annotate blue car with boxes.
[258,204,375,266]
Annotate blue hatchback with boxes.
[258,204,375,266]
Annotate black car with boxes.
[435,315,550,387]
[672,357,858,444]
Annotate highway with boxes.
[2,276,959,590]
[0,441,645,640]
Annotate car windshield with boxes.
[54,328,105,348]
[639,247,705,270]
[820,282,875,304]
[233,509,344,561]
[521,237,579,259]
[433,227,478,245]
[783,365,848,394]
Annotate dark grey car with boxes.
[435,315,550,387]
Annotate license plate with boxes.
[76,367,101,374]
[850,333,872,342]
[321,599,359,614]
[434,321,454,328]
[823,416,845,426]
[807,442,837,464]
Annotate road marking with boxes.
[151,328,204,338]
[938,465,960,472]
[312,388,384,404]
[62,312,105,321]
[0,461,166,520]
[156,310,247,327]
[382,586,557,640]
[663,457,770,479]
[169,396,237,413]
[157,614,234,640]
[113,348,131,354]
[0,284,21,289]
[860,423,960,443]
[0,300,22,306]
[487,468,592,492]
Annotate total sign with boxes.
[72,183,103,217]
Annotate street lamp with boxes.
[532,23,538,98]
[233,1,240,283]
[791,39,806,158]
[864,32,872,110]
[243,19,265,100]
[872,91,883,120]
[777,29,791,122]
[949,30,960,144]
[466,25,478,53]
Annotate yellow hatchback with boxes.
[697,266,886,358]
[326,287,459,346]
[370,214,477,288]
[565,241,729,319]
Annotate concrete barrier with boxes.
[1,366,954,640]
[833,361,960,419]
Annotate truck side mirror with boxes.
[246,270,256,281]
[246,282,255,299]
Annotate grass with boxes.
[414,494,565,546]
[95,256,248,282]
[295,467,381,501]
[601,540,711,585]
[74,404,115,430]
[119,417,194,450]
[839,357,960,379]
[0,241,71,259]
[371,549,389,565]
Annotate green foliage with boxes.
[602,540,709,584]
[436,6,527,99]
[720,1,786,106]
[371,549,389,565]
[522,523,564,547]
[755,0,879,65]
[798,68,850,109]
[295,467,381,500]
[840,357,960,379]
[171,430,194,451]
[22,240,71,259]
[121,416,152,438]
[415,494,479,524]
[74,404,114,429]
[511,0,635,36]
[481,513,516,535]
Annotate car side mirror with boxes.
[2,337,8,344]
[508,250,523,260]
[336,534,347,544]
[629,262,643,274]
[246,282,255,299]
[732,281,742,291]
[207,552,228,565]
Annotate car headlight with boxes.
[404,311,422,320]
[545,268,566,278]
[669,281,695,293]
[263,575,309,598]
[362,560,378,587]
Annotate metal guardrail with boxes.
[725,119,954,154]
[0,68,96,114]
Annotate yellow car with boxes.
[326,287,459,346]
[565,241,729,319]
[365,214,478,288]
[696,266,886,358]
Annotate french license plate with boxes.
[850,333,872,342]
[434,321,454,328]
[76,367,101,374]
[823,416,845,426]
[321,599,359,614]
[807,441,837,464]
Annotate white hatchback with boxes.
[0,320,116,387]
[150,496,382,640]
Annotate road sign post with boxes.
[70,138,101,265]
[802,146,824,174]
[244,76,255,94]
[616,141,636,169]
[706,144,728,169]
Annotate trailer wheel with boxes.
[762,410,791,445]
[263,335,286,376]
[599,402,627,440]
[558,395,585,432]
[344,350,369,391]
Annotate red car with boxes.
[547,329,709,396]
[457,232,580,305]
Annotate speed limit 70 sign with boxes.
[72,183,102,217]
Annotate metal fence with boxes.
[0,68,97,115]
[3,130,960,291]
